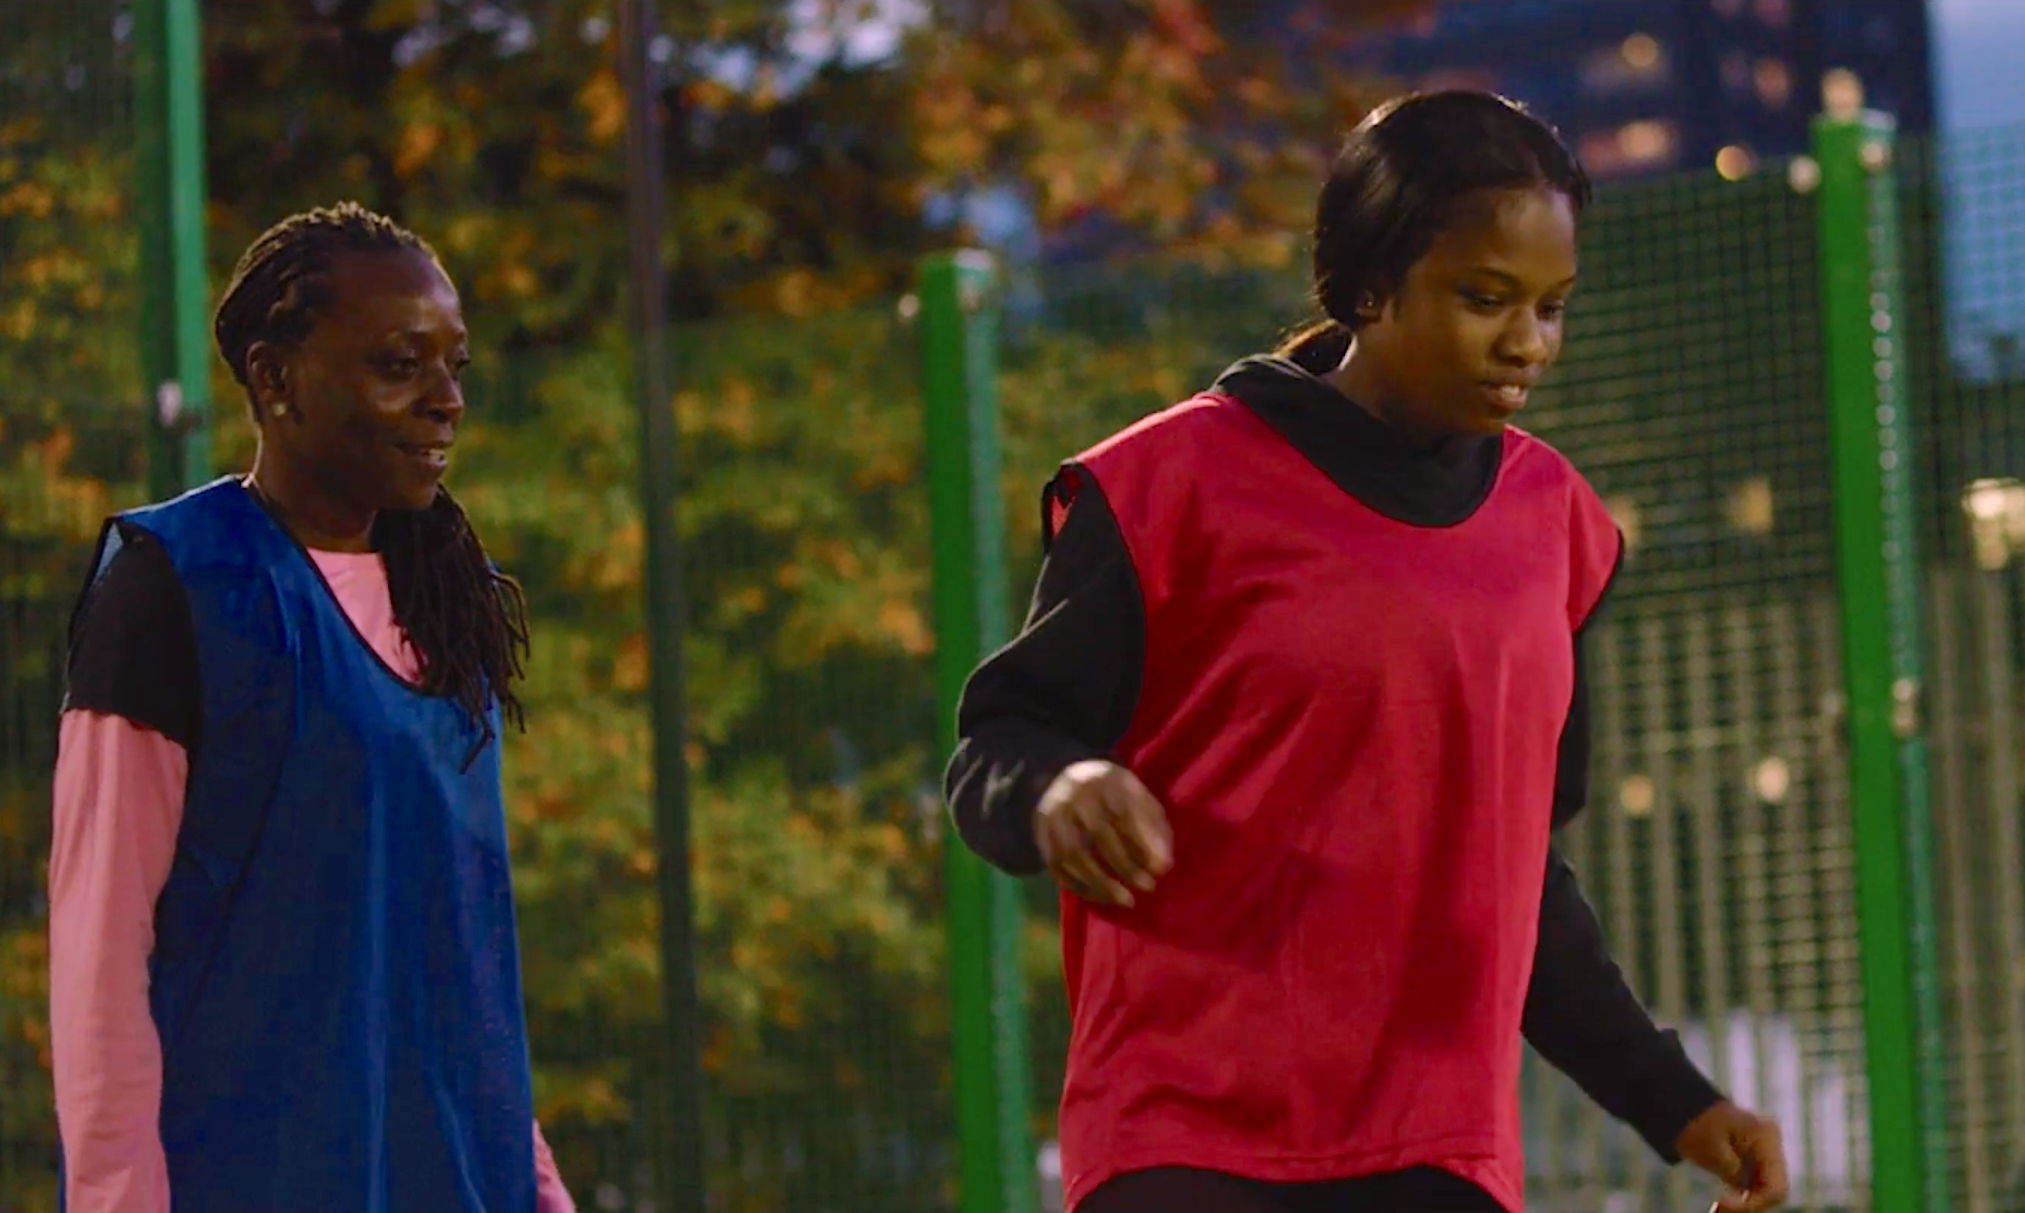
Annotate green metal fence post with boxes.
[1812,98,1950,1213]
[919,250,1036,1213]
[133,0,211,497]
[617,1,707,1208]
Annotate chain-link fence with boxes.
[0,3,146,1210]
[1902,125,2025,1213]
[998,124,2025,1213]
[998,164,1876,1213]
[1510,159,1867,1213]
[5,7,2025,1212]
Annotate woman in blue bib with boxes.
[49,204,575,1212]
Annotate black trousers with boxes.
[1078,1166,1505,1213]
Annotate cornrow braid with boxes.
[214,202,530,745]
[374,491,532,745]
[215,201,436,402]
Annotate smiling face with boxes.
[245,248,469,540]
[1332,185,1579,442]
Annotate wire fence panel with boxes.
[446,305,959,1213]
[5,7,2025,1202]
[1538,594,1868,1213]
[1903,122,2025,1213]
[1507,161,1872,1213]
[0,3,145,1210]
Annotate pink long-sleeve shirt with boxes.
[49,545,576,1213]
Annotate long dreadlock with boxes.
[214,202,530,741]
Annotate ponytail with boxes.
[1276,317,1354,375]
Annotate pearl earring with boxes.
[272,401,288,416]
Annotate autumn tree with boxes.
[910,0,1426,266]
[196,0,1429,339]
[0,2,1425,1208]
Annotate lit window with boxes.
[1582,39,1670,93]
[1725,477,1774,533]
[1962,477,2025,570]
[1752,757,1792,804]
[1618,120,1676,163]
[1716,145,1758,180]
[1578,122,1681,176]
[1822,69,1865,120]
[1619,775,1656,818]
[1754,58,1793,108]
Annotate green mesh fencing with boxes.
[449,306,959,1212]
[1001,135,2021,1213]
[1514,165,1867,1213]
[666,307,957,1212]
[5,11,2025,1206]
[0,4,145,1211]
[1004,172,1867,1213]
[1901,124,2025,1213]
[992,259,1317,1210]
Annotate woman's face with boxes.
[1345,186,1579,442]
[249,248,470,517]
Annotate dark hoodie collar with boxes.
[1210,354,1502,529]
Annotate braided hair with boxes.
[214,202,530,743]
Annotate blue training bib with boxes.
[87,478,536,1213]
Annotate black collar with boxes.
[1211,355,1501,529]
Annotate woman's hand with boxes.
[1035,760,1173,907]
[1676,1100,1790,1212]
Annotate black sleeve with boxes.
[942,468,1146,876]
[1526,628,1725,1162]
[1553,535,1622,825]
[1549,629,1594,828]
[63,525,202,752]
[1525,848,1725,1161]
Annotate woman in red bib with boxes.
[946,92,1790,1213]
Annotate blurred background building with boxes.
[1321,0,1934,181]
